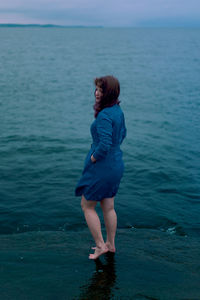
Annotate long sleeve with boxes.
[120,114,127,144]
[92,111,113,161]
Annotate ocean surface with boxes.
[0,27,200,299]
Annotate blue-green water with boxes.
[0,28,200,299]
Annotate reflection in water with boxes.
[78,253,117,299]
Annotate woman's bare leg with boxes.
[81,195,108,259]
[100,197,117,253]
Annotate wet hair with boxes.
[93,75,120,118]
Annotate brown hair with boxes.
[93,75,120,118]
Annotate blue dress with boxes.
[75,104,126,201]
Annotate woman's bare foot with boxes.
[105,241,116,253]
[89,245,108,260]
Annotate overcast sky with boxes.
[0,0,200,27]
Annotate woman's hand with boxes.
[91,154,97,163]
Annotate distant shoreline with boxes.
[0,24,199,29]
[0,24,103,28]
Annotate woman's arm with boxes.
[91,111,113,161]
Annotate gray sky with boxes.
[0,0,200,27]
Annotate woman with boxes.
[75,75,126,259]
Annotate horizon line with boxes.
[0,23,200,29]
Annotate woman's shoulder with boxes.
[97,105,124,122]
[100,104,121,114]
[97,107,111,118]
[96,110,111,124]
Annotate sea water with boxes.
[0,27,200,299]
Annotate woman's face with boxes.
[95,86,103,103]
